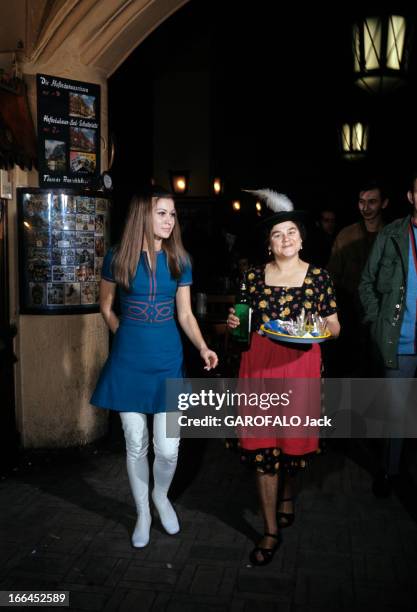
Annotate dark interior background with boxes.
[108,0,417,267]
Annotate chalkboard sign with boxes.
[37,74,100,189]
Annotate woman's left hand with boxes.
[323,313,340,339]
[200,347,219,370]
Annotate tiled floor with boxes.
[1,436,417,611]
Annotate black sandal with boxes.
[277,496,295,528]
[249,532,281,566]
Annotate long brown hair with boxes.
[113,187,189,290]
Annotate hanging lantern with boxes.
[340,122,369,159]
[353,15,411,93]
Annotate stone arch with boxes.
[27,0,190,77]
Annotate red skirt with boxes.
[238,332,321,457]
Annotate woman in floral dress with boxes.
[228,189,340,565]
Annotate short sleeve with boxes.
[178,259,192,286]
[101,248,116,282]
[317,269,337,317]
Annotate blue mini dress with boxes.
[91,248,192,413]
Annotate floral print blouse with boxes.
[238,264,337,333]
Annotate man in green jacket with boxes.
[359,173,417,496]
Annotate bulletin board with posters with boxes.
[17,188,111,314]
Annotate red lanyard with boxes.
[410,220,417,274]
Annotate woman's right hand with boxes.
[227,307,240,329]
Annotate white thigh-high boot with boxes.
[120,412,151,547]
[151,412,180,535]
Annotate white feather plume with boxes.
[242,188,294,213]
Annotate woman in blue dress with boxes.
[91,186,218,548]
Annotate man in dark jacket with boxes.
[327,179,388,376]
[359,173,417,495]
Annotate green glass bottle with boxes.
[231,280,252,343]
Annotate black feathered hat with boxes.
[243,188,308,230]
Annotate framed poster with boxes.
[37,74,100,188]
[17,188,111,314]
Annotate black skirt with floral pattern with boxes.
[225,438,322,475]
